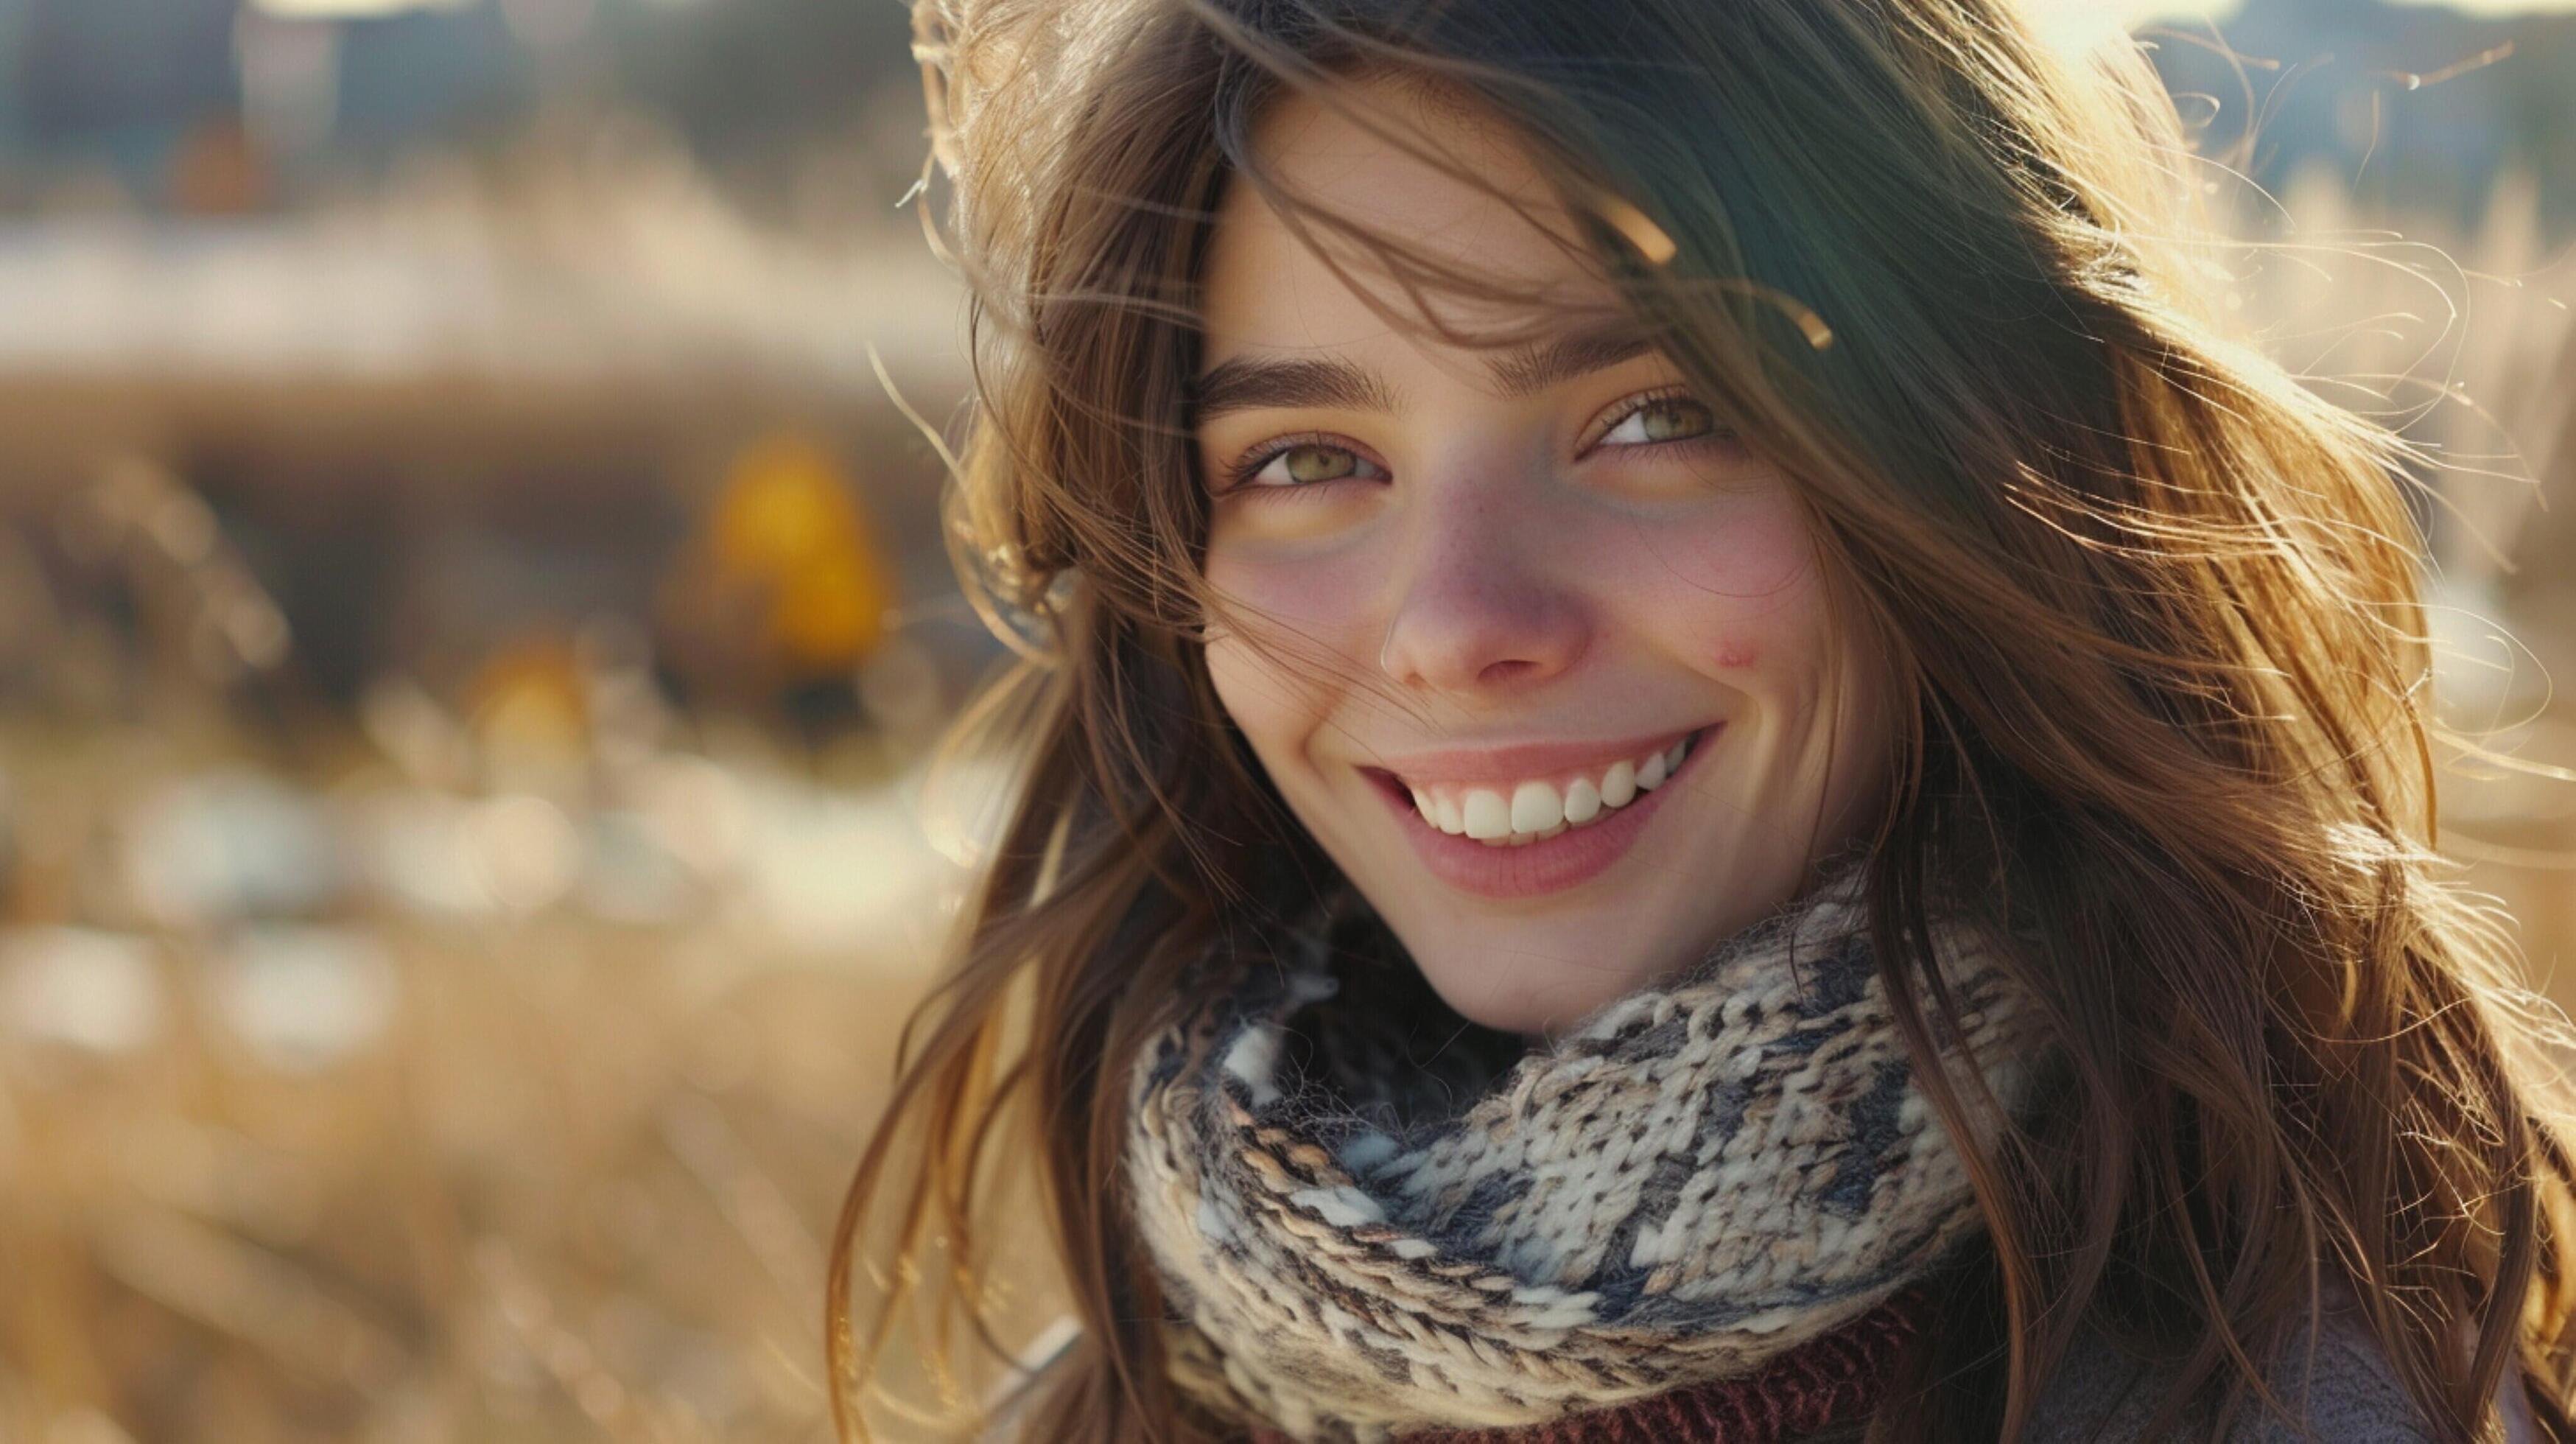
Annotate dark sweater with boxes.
[1244,1294,1916,1444]
[996,1289,2539,1443]
[1235,1294,2532,1444]
[2027,1298,2535,1444]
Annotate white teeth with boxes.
[1509,780,1562,834]
[1563,777,1601,826]
[1406,732,1696,845]
[1600,760,1637,807]
[1636,749,1668,791]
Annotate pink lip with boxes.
[1364,724,1718,900]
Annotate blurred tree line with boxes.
[2145,0,2576,237]
[0,0,917,214]
[0,0,2561,233]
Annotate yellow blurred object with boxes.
[468,638,589,788]
[706,435,894,676]
[770,559,882,671]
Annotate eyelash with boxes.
[1582,385,1738,454]
[1214,387,1736,500]
[1218,430,1382,496]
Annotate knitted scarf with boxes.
[1124,877,2046,1443]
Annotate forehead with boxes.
[1197,79,1619,365]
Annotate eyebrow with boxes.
[1487,326,1656,399]
[1189,322,1658,423]
[1190,355,1399,421]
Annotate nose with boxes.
[1376,484,1590,695]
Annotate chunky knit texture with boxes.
[1126,877,2046,1443]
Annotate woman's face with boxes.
[1196,80,1893,1036]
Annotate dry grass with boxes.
[0,723,949,1443]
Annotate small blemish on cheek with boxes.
[1711,637,1761,670]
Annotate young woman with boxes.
[832,0,2576,1439]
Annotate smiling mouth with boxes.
[1363,727,1710,848]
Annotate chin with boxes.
[1367,874,1798,1040]
[1404,939,1657,1040]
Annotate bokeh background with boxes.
[0,1,2566,1440]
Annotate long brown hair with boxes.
[831,1,2576,1439]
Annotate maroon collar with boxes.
[1248,1291,1923,1444]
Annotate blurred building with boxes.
[2145,0,2576,238]
[0,0,972,729]
[0,0,916,212]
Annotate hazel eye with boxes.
[1599,395,1720,447]
[1281,444,1361,482]
[1230,439,1389,491]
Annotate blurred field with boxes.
[0,130,998,1439]
[0,2,2570,1442]
[0,598,981,1442]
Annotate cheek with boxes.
[1710,636,1762,671]
[1203,539,1382,643]
[1632,500,1892,824]
[1616,497,1832,667]
[1201,545,1379,760]
[1204,633,1310,787]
